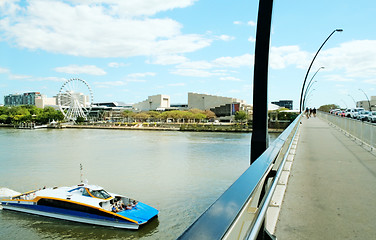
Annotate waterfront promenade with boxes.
[275,116,376,239]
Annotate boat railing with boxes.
[12,190,38,201]
[178,113,302,240]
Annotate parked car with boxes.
[344,108,351,117]
[357,111,371,121]
[334,109,344,116]
[345,108,365,118]
[367,111,376,123]
[339,110,346,117]
[330,109,340,114]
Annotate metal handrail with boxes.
[247,115,300,239]
[178,114,302,239]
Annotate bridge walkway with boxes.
[274,115,376,239]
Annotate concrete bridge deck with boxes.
[275,116,376,239]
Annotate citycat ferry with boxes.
[0,183,159,229]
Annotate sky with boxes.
[0,0,376,110]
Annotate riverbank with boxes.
[54,124,284,133]
[65,124,179,131]
[0,123,285,133]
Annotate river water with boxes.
[0,128,278,240]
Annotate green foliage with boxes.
[204,110,216,119]
[147,111,161,120]
[318,104,340,112]
[234,111,247,122]
[0,105,63,124]
[277,111,299,121]
[134,112,150,121]
[76,116,86,123]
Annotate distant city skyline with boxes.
[1,0,376,109]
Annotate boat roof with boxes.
[33,183,116,207]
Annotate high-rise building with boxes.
[4,92,42,106]
[4,92,58,108]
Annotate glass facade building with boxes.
[4,92,42,106]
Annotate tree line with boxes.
[0,105,64,124]
[121,109,216,123]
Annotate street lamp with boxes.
[348,94,357,107]
[303,80,317,110]
[302,66,324,110]
[341,100,348,108]
[359,88,371,110]
[299,29,343,113]
[304,89,316,108]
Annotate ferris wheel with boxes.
[58,78,93,121]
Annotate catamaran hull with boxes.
[1,204,140,229]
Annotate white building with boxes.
[357,96,376,111]
[188,92,247,110]
[133,94,170,111]
[35,95,57,109]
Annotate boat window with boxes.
[82,188,91,197]
[89,189,111,199]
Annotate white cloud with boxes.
[9,74,31,79]
[168,54,252,78]
[108,62,128,68]
[177,60,213,69]
[248,36,256,42]
[318,40,376,78]
[0,67,10,74]
[152,34,212,56]
[127,72,156,78]
[324,75,354,82]
[220,77,242,82]
[213,54,253,68]
[171,68,225,77]
[216,35,235,41]
[247,21,256,26]
[94,80,127,88]
[233,20,255,26]
[32,77,66,82]
[126,79,147,83]
[364,79,376,84]
[0,1,207,58]
[270,45,309,69]
[68,0,197,17]
[147,55,188,65]
[168,83,185,86]
[54,65,106,75]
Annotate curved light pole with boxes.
[359,88,371,110]
[304,89,316,108]
[348,94,357,107]
[302,66,324,110]
[303,80,317,109]
[299,29,343,113]
[250,0,274,164]
[341,100,348,108]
